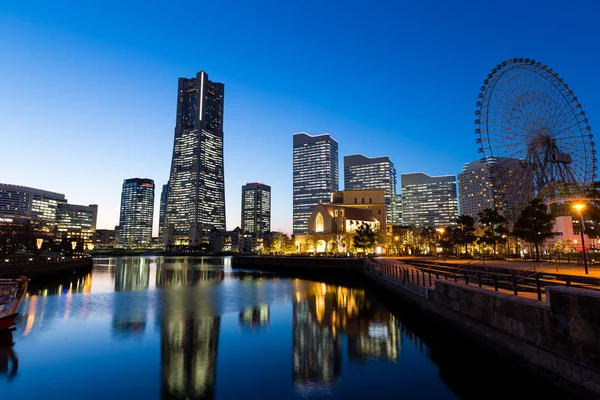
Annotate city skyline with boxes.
[2,1,600,235]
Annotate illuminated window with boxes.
[334,210,338,217]
[316,213,324,232]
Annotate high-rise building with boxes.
[241,183,271,236]
[401,173,458,228]
[118,178,155,247]
[392,194,403,226]
[458,159,502,219]
[293,133,339,235]
[344,154,397,226]
[158,183,168,239]
[0,183,66,226]
[55,203,98,245]
[164,71,225,246]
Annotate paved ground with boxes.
[378,256,600,278]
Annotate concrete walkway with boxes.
[379,256,600,278]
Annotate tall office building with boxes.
[158,183,168,239]
[458,159,501,219]
[118,178,155,247]
[293,133,339,235]
[401,173,458,228]
[241,183,271,236]
[344,154,397,225]
[0,183,66,225]
[164,71,225,246]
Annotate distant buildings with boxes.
[458,159,500,219]
[55,203,98,245]
[118,178,155,247]
[344,155,397,226]
[401,173,458,228]
[293,133,339,235]
[241,183,271,236]
[0,183,65,226]
[158,183,168,240]
[164,70,226,246]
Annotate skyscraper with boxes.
[344,154,397,225]
[401,173,458,228]
[55,203,98,245]
[118,178,155,247]
[293,133,339,235]
[0,183,66,225]
[164,71,225,246]
[241,183,271,236]
[458,159,501,219]
[158,183,168,239]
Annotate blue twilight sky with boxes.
[1,1,600,235]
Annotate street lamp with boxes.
[573,204,588,274]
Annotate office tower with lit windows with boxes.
[401,173,458,228]
[164,71,225,246]
[118,178,155,247]
[158,183,168,239]
[241,183,271,236]
[55,203,98,245]
[344,154,397,226]
[293,133,339,235]
[0,183,66,225]
[458,159,502,219]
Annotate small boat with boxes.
[0,276,28,331]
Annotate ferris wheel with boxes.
[475,57,597,217]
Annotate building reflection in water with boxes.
[239,304,270,331]
[292,282,402,392]
[157,266,223,400]
[112,262,150,338]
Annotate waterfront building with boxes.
[95,229,117,249]
[241,183,271,236]
[401,173,458,228]
[344,154,397,225]
[0,183,66,227]
[55,203,98,246]
[118,178,155,247]
[293,133,339,235]
[158,183,168,240]
[458,159,502,219]
[331,189,388,234]
[164,71,225,246]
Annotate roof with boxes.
[321,204,378,222]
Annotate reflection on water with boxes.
[3,257,577,400]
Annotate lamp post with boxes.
[573,204,588,275]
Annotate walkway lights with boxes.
[573,203,589,275]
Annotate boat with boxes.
[0,276,28,331]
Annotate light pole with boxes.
[573,204,589,275]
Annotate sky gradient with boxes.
[2,0,599,235]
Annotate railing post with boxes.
[478,274,482,288]
[416,270,420,285]
[429,272,432,287]
[535,273,542,301]
[512,273,518,296]
[411,269,414,283]
[493,276,498,291]
[464,272,469,286]
[566,276,571,286]
[454,273,457,283]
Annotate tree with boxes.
[353,223,376,254]
[453,215,477,255]
[514,198,556,261]
[419,227,437,254]
[437,226,455,257]
[478,208,508,255]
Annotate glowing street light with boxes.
[573,203,588,274]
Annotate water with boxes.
[1,256,578,400]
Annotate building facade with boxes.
[293,133,339,235]
[331,189,388,234]
[0,183,66,227]
[344,155,397,225]
[164,71,225,246]
[401,173,458,228]
[158,182,168,240]
[55,203,98,246]
[118,178,155,247]
[241,183,271,236]
[458,159,502,219]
